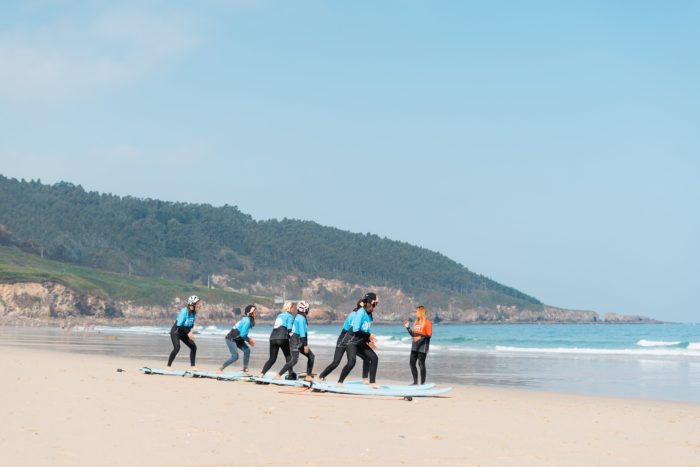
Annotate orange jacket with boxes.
[411,320,433,337]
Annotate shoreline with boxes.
[5,341,699,407]
[2,323,699,404]
[1,345,699,466]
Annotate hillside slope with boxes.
[0,175,650,322]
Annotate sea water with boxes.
[2,323,699,403]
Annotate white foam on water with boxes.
[94,325,170,336]
[636,339,684,347]
[91,326,700,359]
[196,325,227,337]
[494,345,700,357]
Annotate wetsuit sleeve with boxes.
[405,325,414,336]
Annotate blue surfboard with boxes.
[140,367,193,377]
[345,381,437,391]
[251,376,311,388]
[192,370,251,380]
[311,381,451,397]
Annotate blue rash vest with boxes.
[292,313,309,345]
[175,307,196,329]
[226,316,252,342]
[342,311,356,332]
[270,311,294,340]
[235,316,252,339]
[335,310,356,347]
[351,306,372,339]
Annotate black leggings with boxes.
[167,328,197,367]
[261,339,291,375]
[319,345,346,379]
[338,341,378,384]
[409,350,428,384]
[283,345,315,376]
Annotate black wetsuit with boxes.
[283,328,315,376]
[409,351,427,384]
[406,322,431,384]
[261,339,291,375]
[260,311,294,376]
[338,332,378,384]
[318,329,350,379]
[167,323,196,367]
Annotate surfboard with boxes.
[140,367,192,377]
[311,381,451,397]
[345,381,437,391]
[251,376,311,388]
[191,370,251,381]
[139,368,450,396]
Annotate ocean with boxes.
[2,322,699,403]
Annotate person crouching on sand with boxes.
[167,295,201,370]
[404,305,433,385]
[338,293,379,388]
[260,301,295,379]
[282,300,315,381]
[220,304,257,373]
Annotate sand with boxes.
[1,346,699,467]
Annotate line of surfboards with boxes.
[139,367,452,397]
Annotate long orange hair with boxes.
[415,306,428,325]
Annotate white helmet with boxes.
[187,295,200,306]
[296,300,309,313]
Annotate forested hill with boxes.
[0,175,541,311]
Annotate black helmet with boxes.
[362,293,378,307]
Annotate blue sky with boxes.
[1,0,698,322]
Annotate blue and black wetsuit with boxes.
[221,315,253,370]
[318,310,356,379]
[261,311,294,375]
[280,313,314,377]
[338,307,378,383]
[167,307,197,367]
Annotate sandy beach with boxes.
[1,345,698,467]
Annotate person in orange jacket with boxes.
[403,305,433,385]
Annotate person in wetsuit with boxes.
[317,300,361,381]
[338,292,380,387]
[260,302,295,378]
[404,305,433,385]
[280,300,315,381]
[220,304,257,372]
[167,295,201,369]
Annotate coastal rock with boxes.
[604,312,660,323]
[0,280,653,325]
[0,282,121,320]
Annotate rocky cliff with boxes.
[0,280,657,325]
